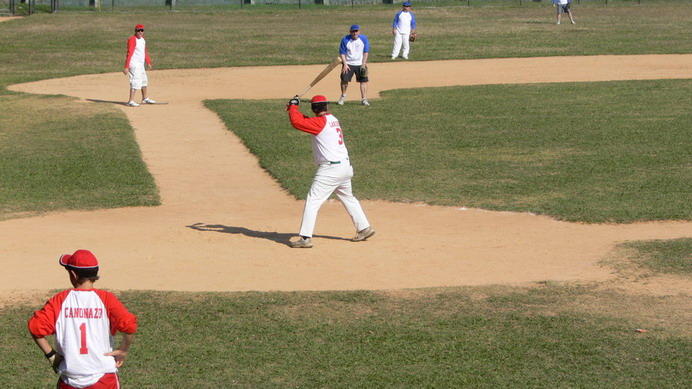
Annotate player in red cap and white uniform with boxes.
[285,95,375,248]
[123,24,156,107]
[28,250,137,389]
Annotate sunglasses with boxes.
[136,29,144,32]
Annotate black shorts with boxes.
[340,65,369,83]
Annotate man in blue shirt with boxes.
[338,24,370,106]
[391,2,417,60]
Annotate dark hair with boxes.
[311,102,328,113]
[68,267,100,284]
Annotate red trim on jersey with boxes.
[94,289,138,335]
[28,289,137,337]
[28,289,71,337]
[288,105,327,135]
[124,35,152,68]
[58,373,120,389]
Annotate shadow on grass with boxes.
[186,222,350,246]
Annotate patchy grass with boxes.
[207,79,692,223]
[620,238,692,276]
[0,95,159,219]
[0,4,690,218]
[3,282,690,387]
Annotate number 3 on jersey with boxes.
[336,127,343,145]
[79,322,89,354]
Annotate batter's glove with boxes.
[409,32,417,42]
[359,65,368,79]
[288,96,300,106]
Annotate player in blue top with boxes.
[391,2,417,60]
[338,24,371,106]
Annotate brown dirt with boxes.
[4,55,691,301]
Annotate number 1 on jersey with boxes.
[79,322,89,354]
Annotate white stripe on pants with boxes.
[298,162,370,238]
[392,32,410,58]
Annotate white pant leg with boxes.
[401,33,411,58]
[334,165,370,231]
[298,164,341,237]
[128,65,148,90]
[392,33,404,58]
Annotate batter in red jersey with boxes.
[285,95,375,248]
[28,250,137,388]
[123,24,156,107]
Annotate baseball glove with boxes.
[359,65,368,78]
[409,32,417,42]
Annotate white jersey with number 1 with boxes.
[29,289,138,388]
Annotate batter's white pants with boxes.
[392,32,410,59]
[298,160,370,238]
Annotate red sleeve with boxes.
[96,290,138,335]
[28,290,71,337]
[288,105,326,135]
[124,36,136,68]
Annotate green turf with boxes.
[0,95,159,220]
[1,4,690,219]
[206,78,692,223]
[621,238,692,276]
[3,282,690,388]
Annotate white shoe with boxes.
[571,20,576,24]
[291,237,313,248]
[352,227,375,242]
[557,21,561,25]
[127,101,140,107]
[391,56,396,60]
[403,56,408,60]
[337,95,345,105]
[361,99,370,106]
[142,98,157,104]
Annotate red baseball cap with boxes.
[59,249,99,271]
[135,24,144,30]
[311,95,328,104]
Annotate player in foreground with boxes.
[123,24,156,107]
[338,24,370,106]
[391,2,417,60]
[28,250,138,388]
[553,0,576,25]
[285,95,375,248]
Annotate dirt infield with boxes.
[4,55,692,300]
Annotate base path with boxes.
[5,55,692,295]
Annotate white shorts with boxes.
[128,65,148,90]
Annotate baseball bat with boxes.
[298,57,343,98]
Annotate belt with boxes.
[329,161,341,165]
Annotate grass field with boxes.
[3,277,691,387]
[1,3,690,219]
[1,3,690,387]
[207,78,691,223]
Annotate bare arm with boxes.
[32,335,62,373]
[340,54,350,73]
[104,332,135,368]
[32,334,53,354]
